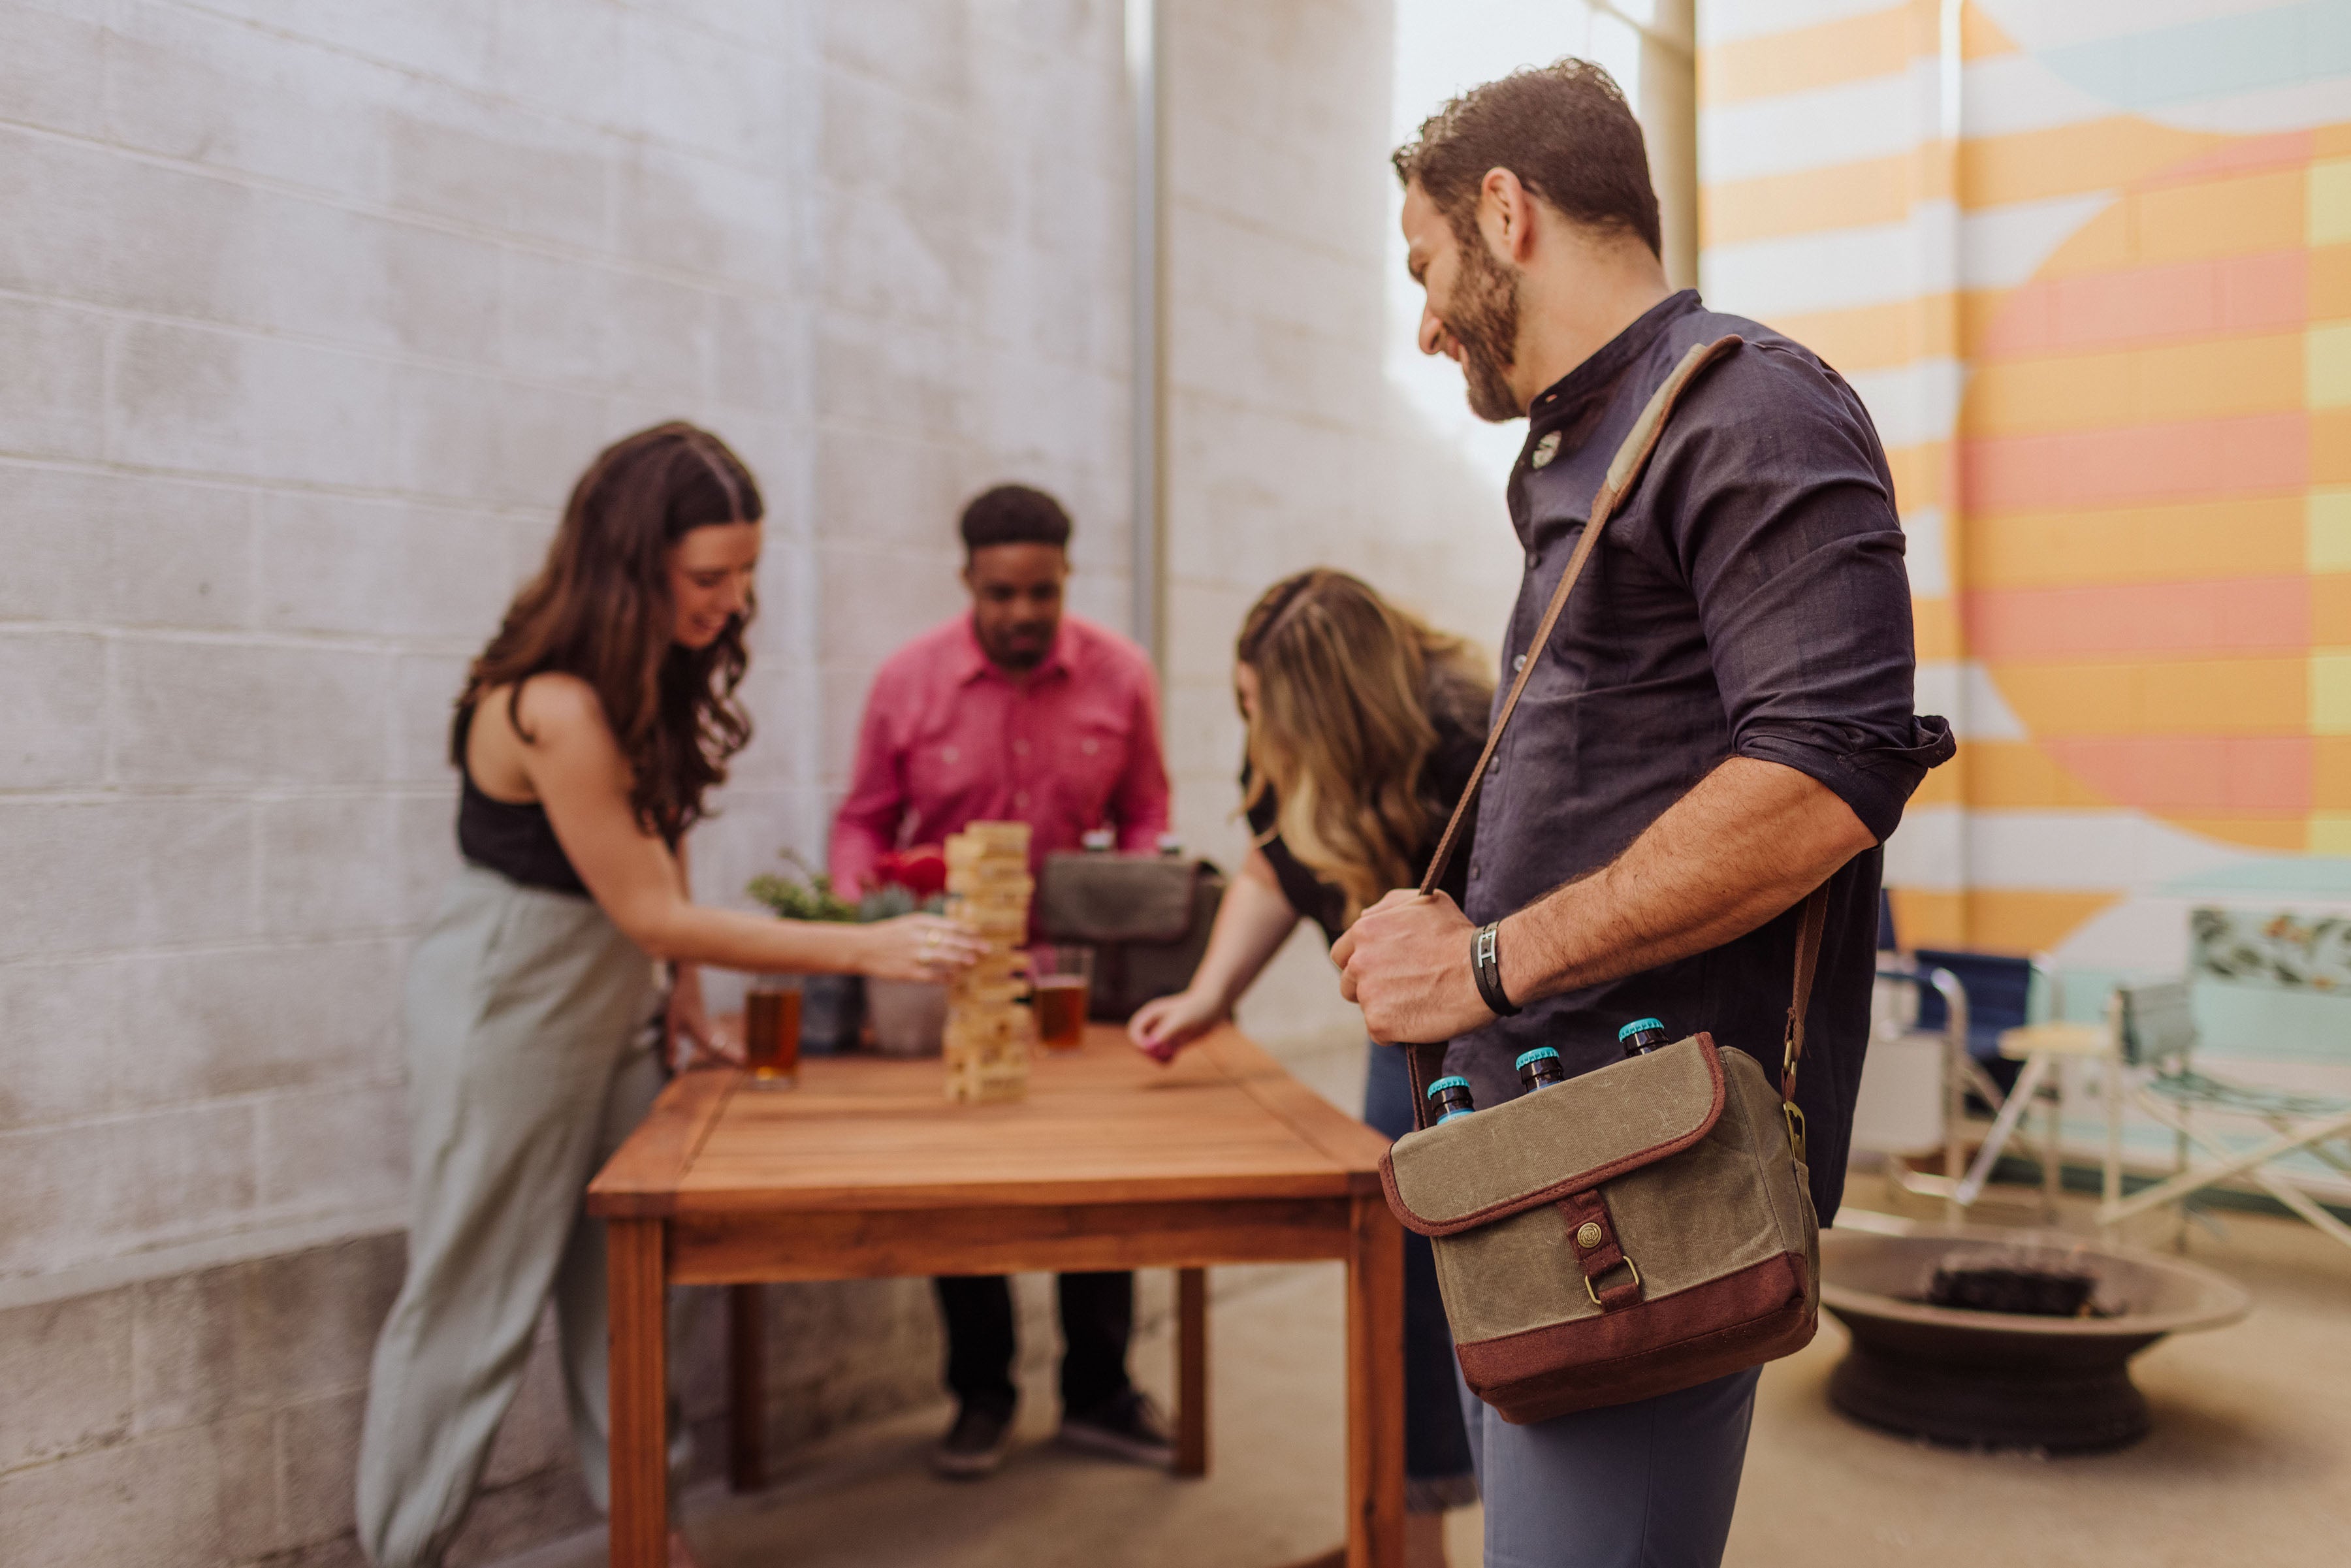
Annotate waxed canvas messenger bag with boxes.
[1383,336,1823,1424]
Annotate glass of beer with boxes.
[1029,946,1094,1053]
[744,976,803,1089]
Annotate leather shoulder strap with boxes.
[1402,335,1827,1130]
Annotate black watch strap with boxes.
[1471,921,1520,1017]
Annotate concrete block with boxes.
[488,0,628,119]
[814,542,964,669]
[622,8,791,166]
[388,107,610,250]
[110,637,394,788]
[0,797,257,958]
[387,362,608,509]
[0,632,106,790]
[813,425,972,551]
[0,1285,135,1473]
[391,653,471,787]
[274,1386,364,1550]
[481,1316,573,1486]
[822,0,970,104]
[253,1080,410,1217]
[0,1408,275,1568]
[257,492,521,642]
[820,71,997,264]
[707,291,816,412]
[257,794,406,940]
[0,1102,261,1275]
[199,0,498,89]
[0,5,108,139]
[611,143,800,286]
[0,465,256,630]
[108,319,398,489]
[133,1235,402,1436]
[0,298,107,462]
[0,957,127,1131]
[396,790,462,925]
[101,12,394,204]
[121,939,404,1109]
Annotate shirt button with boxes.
[1469,864,1480,879]
[1527,552,1539,569]
[942,746,959,763]
[1014,791,1030,808]
[1012,739,1030,756]
[1512,654,1527,673]
[1081,739,1099,755]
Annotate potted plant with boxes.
[746,846,955,1055]
[852,846,953,1056]
[744,850,864,1053]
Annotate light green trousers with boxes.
[357,865,664,1568]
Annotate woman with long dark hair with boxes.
[1130,568,1492,1568]
[355,424,980,1568]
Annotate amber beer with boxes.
[744,980,802,1087]
[1029,946,1094,1052]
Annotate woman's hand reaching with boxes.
[1128,985,1226,1064]
[857,914,986,982]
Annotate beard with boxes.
[1447,236,1524,424]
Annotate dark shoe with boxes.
[1057,1390,1175,1467]
[931,1403,1016,1479]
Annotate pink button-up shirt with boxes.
[829,614,1171,897]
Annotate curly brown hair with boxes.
[454,422,761,844]
[1392,58,1660,259]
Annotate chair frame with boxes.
[2098,981,2351,1253]
[1874,958,2064,1222]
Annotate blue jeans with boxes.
[1362,1043,1479,1511]
[1457,1364,1759,1567]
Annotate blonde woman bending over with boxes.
[1130,568,1492,1567]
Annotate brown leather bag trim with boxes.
[1376,1032,1728,1238]
[1456,1251,1816,1424]
[1558,1187,1642,1310]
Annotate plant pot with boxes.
[865,978,947,1057]
[797,973,863,1055]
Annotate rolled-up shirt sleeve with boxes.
[1667,347,1956,843]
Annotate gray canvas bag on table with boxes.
[1381,336,1823,1425]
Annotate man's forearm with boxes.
[1495,757,1874,1006]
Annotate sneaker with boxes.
[1056,1390,1176,1467]
[931,1403,1016,1479]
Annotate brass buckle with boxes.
[1783,1101,1808,1164]
[1584,1254,1640,1307]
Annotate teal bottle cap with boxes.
[1514,1047,1563,1070]
[1617,1017,1665,1042]
[1425,1075,1472,1098]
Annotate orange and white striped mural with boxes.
[1700,0,2351,978]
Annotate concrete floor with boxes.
[501,1178,2349,1568]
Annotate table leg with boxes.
[1174,1266,1208,1477]
[1344,1195,1405,1568]
[729,1283,767,1492]
[608,1217,668,1568]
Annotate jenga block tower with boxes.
[942,821,1034,1102]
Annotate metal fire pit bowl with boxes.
[1819,1226,2250,1452]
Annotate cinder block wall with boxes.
[0,3,1128,1563]
[1166,0,1522,1052]
[1,1,1527,1563]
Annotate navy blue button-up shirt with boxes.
[1443,290,1954,1224]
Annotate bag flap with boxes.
[1037,854,1200,944]
[1379,1034,1727,1237]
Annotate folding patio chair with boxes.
[2100,980,2351,1254]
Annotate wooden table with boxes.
[586,1023,1405,1567]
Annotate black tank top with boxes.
[455,704,590,897]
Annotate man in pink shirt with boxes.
[829,483,1174,1480]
